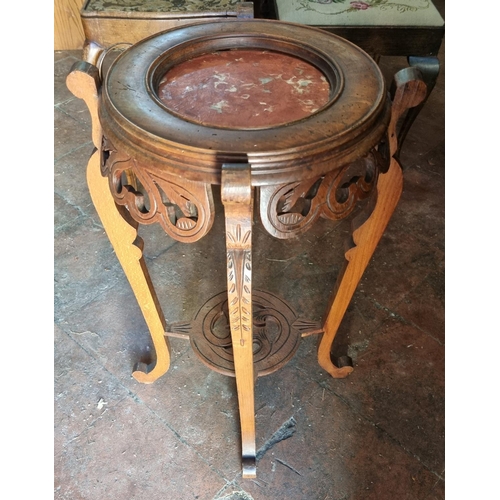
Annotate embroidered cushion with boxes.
[275,0,444,27]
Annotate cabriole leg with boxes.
[221,163,256,478]
[67,63,171,384]
[86,152,171,383]
[318,67,428,379]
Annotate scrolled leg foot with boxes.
[336,355,353,369]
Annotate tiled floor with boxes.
[54,22,444,500]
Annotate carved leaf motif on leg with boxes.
[226,248,252,347]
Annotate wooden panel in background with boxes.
[55,0,85,50]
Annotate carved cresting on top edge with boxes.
[259,146,387,239]
[100,136,215,243]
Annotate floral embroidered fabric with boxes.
[275,0,444,26]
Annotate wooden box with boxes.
[81,0,254,51]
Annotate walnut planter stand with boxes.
[67,19,426,478]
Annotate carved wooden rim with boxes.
[101,19,390,185]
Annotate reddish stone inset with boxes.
[157,49,331,129]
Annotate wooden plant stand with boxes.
[66,19,426,478]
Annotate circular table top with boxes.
[100,19,390,185]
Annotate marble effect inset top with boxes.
[157,50,331,129]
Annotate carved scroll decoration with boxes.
[100,137,215,243]
[171,290,312,377]
[259,149,384,239]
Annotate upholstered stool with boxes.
[272,0,444,153]
[67,19,426,478]
[80,0,254,63]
